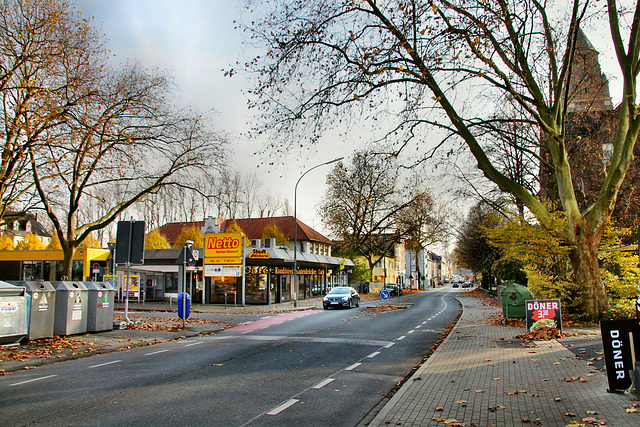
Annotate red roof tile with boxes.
[155,221,204,246]
[153,217,331,246]
[223,216,331,243]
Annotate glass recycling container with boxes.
[8,281,56,340]
[0,281,29,345]
[52,281,88,336]
[84,282,115,332]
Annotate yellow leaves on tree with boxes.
[0,235,15,250]
[46,234,62,249]
[15,233,45,250]
[225,220,245,236]
[79,234,101,249]
[145,229,170,249]
[174,226,203,248]
[261,222,289,248]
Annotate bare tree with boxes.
[320,151,439,276]
[242,171,263,218]
[0,0,96,222]
[256,190,284,218]
[25,7,228,278]
[240,0,640,320]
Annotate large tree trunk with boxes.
[61,245,76,281]
[568,227,608,322]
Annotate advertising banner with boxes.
[525,299,563,332]
[204,233,243,258]
[600,319,640,392]
[205,265,242,277]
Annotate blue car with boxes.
[323,287,360,310]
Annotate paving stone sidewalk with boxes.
[368,292,639,427]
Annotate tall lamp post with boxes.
[294,156,344,307]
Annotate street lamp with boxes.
[294,156,344,307]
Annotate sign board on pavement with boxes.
[525,299,563,332]
[600,319,640,392]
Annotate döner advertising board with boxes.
[599,319,640,392]
[525,299,562,332]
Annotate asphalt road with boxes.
[0,290,460,427]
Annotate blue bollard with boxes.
[178,292,191,320]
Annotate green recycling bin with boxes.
[500,283,533,319]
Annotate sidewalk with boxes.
[367,292,639,427]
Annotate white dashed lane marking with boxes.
[9,375,57,387]
[267,399,299,415]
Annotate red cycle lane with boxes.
[225,310,318,332]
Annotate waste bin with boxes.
[84,282,115,332]
[178,292,191,319]
[52,281,88,336]
[0,281,29,344]
[8,281,56,340]
[500,283,534,319]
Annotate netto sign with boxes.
[204,233,243,258]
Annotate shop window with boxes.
[22,260,42,280]
[246,272,268,304]
[165,273,179,293]
[210,276,240,304]
[43,260,63,281]
[72,260,83,280]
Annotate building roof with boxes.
[155,221,205,246]
[224,216,332,244]
[1,210,52,239]
[154,216,332,246]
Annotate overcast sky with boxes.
[74,0,626,235]
[75,0,342,232]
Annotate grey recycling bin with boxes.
[84,282,115,332]
[52,281,88,336]
[0,281,29,345]
[8,281,56,340]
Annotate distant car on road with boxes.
[462,281,473,288]
[323,286,360,310]
[452,282,460,288]
[383,283,403,296]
